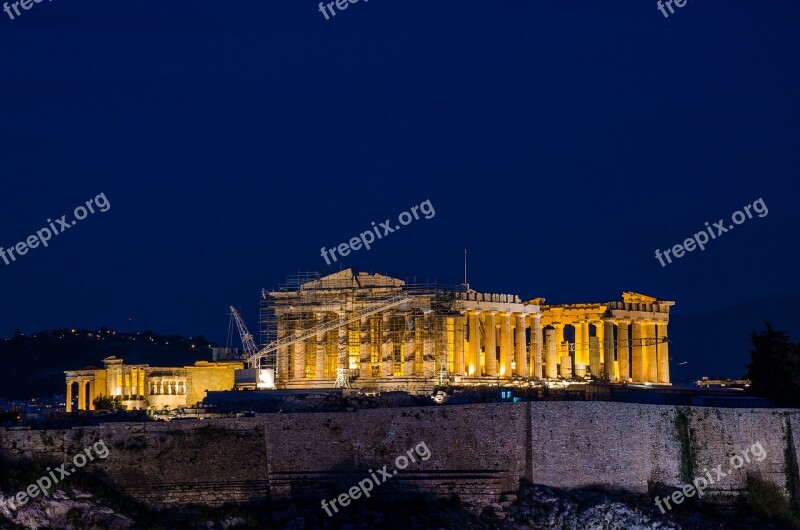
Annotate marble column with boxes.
[422,311,433,375]
[574,322,586,377]
[590,322,602,378]
[514,313,527,377]
[617,321,630,382]
[560,351,573,378]
[338,312,349,377]
[553,323,566,377]
[532,314,543,378]
[580,321,590,365]
[631,321,643,382]
[658,323,670,384]
[499,313,513,378]
[277,318,289,382]
[391,316,402,376]
[415,314,425,376]
[66,382,73,413]
[361,317,371,377]
[381,314,391,377]
[78,381,86,411]
[645,321,658,383]
[293,320,305,380]
[484,312,497,377]
[545,328,558,379]
[468,311,481,376]
[603,320,616,381]
[454,315,466,375]
[404,315,414,377]
[88,381,96,410]
[315,313,325,379]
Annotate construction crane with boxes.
[229,294,412,388]
[229,307,259,358]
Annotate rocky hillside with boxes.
[0,482,789,530]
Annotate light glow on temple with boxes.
[64,269,674,411]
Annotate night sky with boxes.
[1,1,797,379]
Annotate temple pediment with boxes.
[300,269,404,290]
[622,292,658,303]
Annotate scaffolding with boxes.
[253,294,411,366]
[259,271,321,346]
[254,272,466,386]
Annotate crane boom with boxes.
[248,294,412,369]
[230,306,259,358]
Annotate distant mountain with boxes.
[668,297,800,384]
[0,328,221,401]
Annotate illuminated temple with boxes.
[65,357,242,412]
[65,269,674,411]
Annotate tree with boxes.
[745,322,800,407]
[92,395,123,411]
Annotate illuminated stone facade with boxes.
[65,356,242,412]
[64,270,674,409]
[263,270,674,391]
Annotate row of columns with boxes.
[66,380,92,412]
[150,380,186,395]
[68,374,188,412]
[107,368,145,400]
[274,311,668,384]
[277,310,551,381]
[544,320,669,383]
[463,311,542,378]
[280,312,431,381]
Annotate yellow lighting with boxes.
[499,365,506,377]
[468,364,475,376]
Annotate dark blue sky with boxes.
[1,1,798,375]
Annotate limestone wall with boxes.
[185,364,239,406]
[262,404,528,504]
[0,419,269,507]
[0,402,796,510]
[527,403,787,502]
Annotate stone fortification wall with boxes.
[0,403,794,509]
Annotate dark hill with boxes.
[0,328,220,401]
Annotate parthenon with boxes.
[262,269,673,392]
